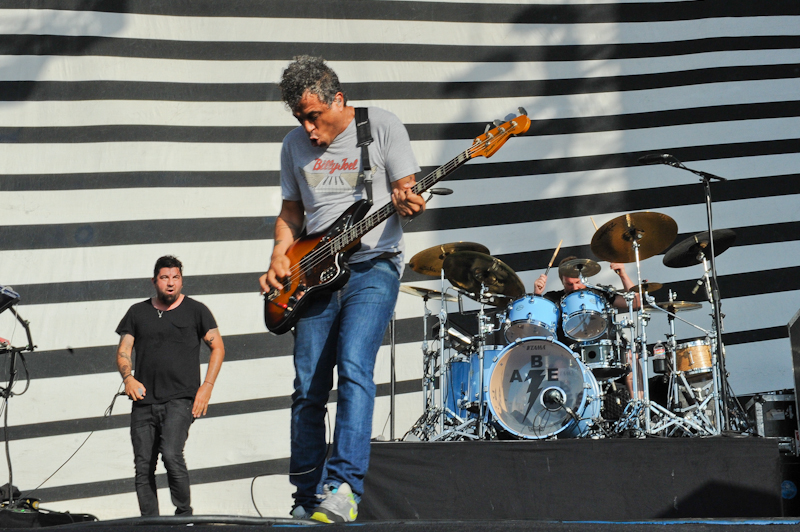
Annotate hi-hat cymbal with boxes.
[648,301,703,312]
[591,212,678,263]
[662,229,736,268]
[399,285,457,302]
[442,251,525,306]
[558,258,601,279]
[627,282,663,294]
[409,242,490,276]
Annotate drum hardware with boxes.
[399,285,458,302]
[442,251,525,307]
[591,211,678,436]
[626,282,663,294]
[641,153,740,430]
[409,242,490,277]
[558,258,601,279]
[644,289,719,436]
[662,229,736,269]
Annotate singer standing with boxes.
[116,255,225,516]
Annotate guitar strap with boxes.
[355,107,374,205]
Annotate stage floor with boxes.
[361,437,781,521]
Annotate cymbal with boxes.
[662,229,736,268]
[399,285,457,302]
[648,301,703,312]
[627,282,663,294]
[442,251,525,306]
[558,258,601,279]
[591,212,678,263]
[409,242,490,276]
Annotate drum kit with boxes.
[402,211,746,442]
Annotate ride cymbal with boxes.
[442,251,525,306]
[399,285,457,302]
[662,229,736,268]
[591,212,678,263]
[409,242,490,276]
[558,258,601,278]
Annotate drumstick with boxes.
[543,239,563,278]
[590,216,599,231]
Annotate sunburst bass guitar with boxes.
[264,111,531,334]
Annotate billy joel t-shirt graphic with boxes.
[301,157,374,194]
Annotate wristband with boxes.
[123,374,133,382]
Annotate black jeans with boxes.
[130,398,194,516]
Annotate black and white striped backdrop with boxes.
[0,0,798,518]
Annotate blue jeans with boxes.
[130,398,194,516]
[289,258,400,510]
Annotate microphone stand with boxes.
[647,156,731,430]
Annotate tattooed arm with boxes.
[192,327,225,418]
[116,334,146,400]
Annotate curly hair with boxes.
[153,255,183,278]
[279,55,346,111]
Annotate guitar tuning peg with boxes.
[518,106,528,116]
[493,119,503,127]
[484,123,491,133]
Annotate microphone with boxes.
[429,188,453,195]
[691,277,705,295]
[638,153,676,165]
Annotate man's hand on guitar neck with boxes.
[391,175,425,218]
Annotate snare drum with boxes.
[675,338,713,376]
[486,337,600,439]
[505,295,559,342]
[560,289,609,341]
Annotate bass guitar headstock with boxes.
[470,107,531,160]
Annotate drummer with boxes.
[532,256,640,318]
[533,256,641,398]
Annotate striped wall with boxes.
[1,0,799,519]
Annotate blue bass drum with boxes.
[486,337,601,439]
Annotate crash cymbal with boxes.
[558,258,601,279]
[648,301,703,312]
[591,212,678,263]
[409,242,490,276]
[442,251,525,306]
[662,229,736,268]
[399,285,457,302]
[627,282,663,293]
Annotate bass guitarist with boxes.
[258,55,425,523]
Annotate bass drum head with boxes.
[487,337,599,439]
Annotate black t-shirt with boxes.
[116,296,217,404]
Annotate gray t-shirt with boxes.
[280,106,420,275]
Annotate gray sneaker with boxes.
[310,483,358,523]
[290,505,312,519]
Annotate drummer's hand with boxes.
[533,274,547,295]
[609,262,625,277]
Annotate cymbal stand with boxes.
[653,156,733,429]
[431,283,496,442]
[405,269,450,441]
[655,291,719,436]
